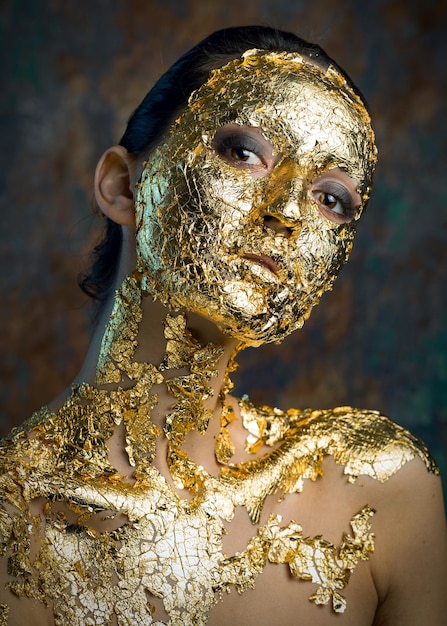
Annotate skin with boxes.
[1,56,446,625]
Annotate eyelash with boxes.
[312,182,357,222]
[213,134,265,166]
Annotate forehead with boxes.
[173,49,377,194]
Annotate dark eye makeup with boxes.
[212,126,274,170]
[211,125,361,223]
[216,134,262,156]
[312,179,360,224]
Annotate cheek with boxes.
[194,152,259,209]
[136,157,190,277]
[172,163,260,257]
[292,223,355,289]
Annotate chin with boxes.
[221,311,308,347]
[144,265,323,347]
[180,290,315,348]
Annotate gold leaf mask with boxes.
[135,49,377,346]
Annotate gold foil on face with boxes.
[136,50,377,346]
[0,50,438,626]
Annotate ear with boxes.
[94,146,136,226]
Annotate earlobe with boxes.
[94,146,136,226]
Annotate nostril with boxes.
[263,215,292,238]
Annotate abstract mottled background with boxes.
[1,1,446,486]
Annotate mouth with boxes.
[243,253,279,275]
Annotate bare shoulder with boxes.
[319,455,447,626]
[233,396,447,624]
[370,457,447,626]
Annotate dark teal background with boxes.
[1,1,446,493]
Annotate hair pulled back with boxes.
[79,25,365,307]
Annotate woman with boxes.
[0,26,445,626]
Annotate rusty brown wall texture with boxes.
[1,0,446,481]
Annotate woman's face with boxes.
[135,50,377,346]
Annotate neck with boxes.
[71,268,242,490]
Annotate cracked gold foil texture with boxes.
[135,50,377,346]
[0,50,438,625]
[0,288,437,624]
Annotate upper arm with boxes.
[372,459,447,626]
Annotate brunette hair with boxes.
[79,25,366,307]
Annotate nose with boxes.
[259,160,305,237]
[262,214,293,237]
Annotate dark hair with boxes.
[79,25,367,307]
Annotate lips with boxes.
[243,253,279,275]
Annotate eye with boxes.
[214,133,265,168]
[227,146,263,165]
[212,125,274,173]
[312,180,359,224]
[316,191,344,214]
